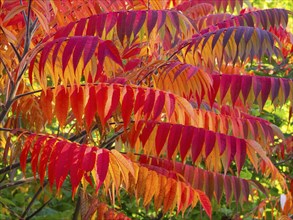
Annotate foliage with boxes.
[0,0,293,219]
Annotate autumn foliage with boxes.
[0,0,293,219]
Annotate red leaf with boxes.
[133,11,146,37]
[96,85,108,126]
[86,15,98,35]
[167,124,183,159]
[82,147,97,172]
[204,171,214,200]
[143,89,155,120]
[98,40,123,66]
[180,126,194,161]
[70,144,86,196]
[31,136,47,178]
[134,87,145,114]
[191,128,205,162]
[62,38,77,73]
[96,149,109,191]
[224,175,232,204]
[70,86,84,125]
[48,141,64,188]
[271,78,280,103]
[196,190,212,218]
[83,37,99,69]
[104,84,120,124]
[232,176,241,205]
[39,41,54,77]
[117,12,126,44]
[260,77,271,108]
[54,22,75,39]
[241,75,252,104]
[20,134,36,174]
[52,40,63,71]
[157,11,167,32]
[168,11,180,31]
[55,86,69,127]
[218,133,226,155]
[125,11,136,39]
[55,143,74,192]
[165,93,175,119]
[124,59,140,72]
[39,138,57,185]
[147,10,158,35]
[122,86,134,128]
[73,37,87,72]
[74,18,86,36]
[220,75,231,102]
[96,14,106,36]
[155,123,170,155]
[85,86,97,130]
[105,12,117,34]
[28,56,36,85]
[241,179,250,202]
[139,121,155,147]
[230,75,242,105]
[205,130,216,158]
[253,77,262,100]
[214,174,224,203]
[235,139,247,175]
[153,91,165,119]
[280,78,290,102]
[122,45,141,59]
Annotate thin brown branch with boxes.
[22,0,33,58]
[9,42,21,62]
[21,181,48,218]
[72,193,81,220]
[0,57,14,84]
[26,198,52,220]
[0,158,31,175]
[0,176,35,190]
[0,201,21,219]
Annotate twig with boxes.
[100,129,125,149]
[26,198,52,220]
[22,0,33,58]
[0,176,35,190]
[72,193,81,220]
[0,201,21,219]
[13,89,43,101]
[0,127,13,132]
[0,57,14,84]
[21,181,48,218]
[9,42,21,62]
[0,158,31,175]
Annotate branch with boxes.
[0,201,21,219]
[22,0,33,58]
[21,181,48,218]
[72,192,81,220]
[0,57,14,84]
[0,158,31,175]
[26,198,52,220]
[0,176,35,190]
[9,42,21,62]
